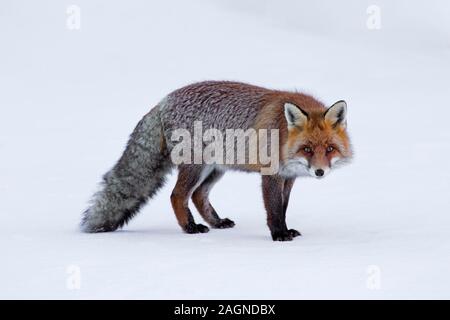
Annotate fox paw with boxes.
[289,229,302,237]
[271,229,301,241]
[185,223,210,234]
[214,218,235,229]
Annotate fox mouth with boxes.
[283,158,332,179]
[308,170,323,179]
[307,167,330,179]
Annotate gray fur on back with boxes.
[160,81,267,148]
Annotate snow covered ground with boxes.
[1,0,450,299]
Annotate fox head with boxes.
[281,100,352,178]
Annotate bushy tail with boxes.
[81,106,172,232]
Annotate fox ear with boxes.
[284,102,308,129]
[325,100,347,129]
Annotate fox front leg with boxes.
[262,175,301,241]
[283,178,301,238]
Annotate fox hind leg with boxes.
[171,165,211,234]
[192,169,235,229]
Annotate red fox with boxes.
[81,81,352,241]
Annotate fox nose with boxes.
[315,169,324,177]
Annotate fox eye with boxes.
[326,146,334,153]
[303,146,312,154]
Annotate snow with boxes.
[1,0,450,299]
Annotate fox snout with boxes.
[312,167,325,178]
[308,166,329,178]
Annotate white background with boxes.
[1,0,450,299]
